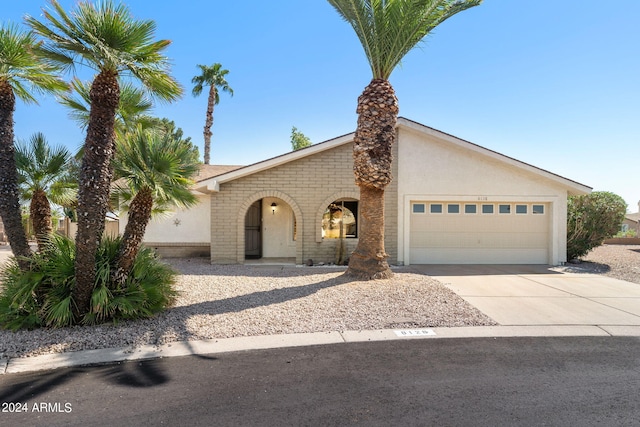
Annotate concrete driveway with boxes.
[411,265,640,333]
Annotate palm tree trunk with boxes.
[0,79,31,269]
[113,187,153,285]
[203,86,216,164]
[345,79,398,280]
[73,70,120,318]
[30,188,53,252]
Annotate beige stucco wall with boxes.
[119,194,211,245]
[210,142,399,265]
[261,196,296,258]
[396,126,570,265]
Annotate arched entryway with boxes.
[240,191,303,263]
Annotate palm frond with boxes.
[59,77,155,131]
[191,63,234,101]
[26,0,182,101]
[327,0,481,79]
[0,22,68,103]
[113,125,200,214]
[15,132,75,208]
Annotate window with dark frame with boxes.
[412,203,426,214]
[499,204,511,214]
[532,204,545,214]
[516,205,527,214]
[322,200,358,238]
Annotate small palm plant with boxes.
[15,132,76,252]
[112,125,200,285]
[0,234,178,330]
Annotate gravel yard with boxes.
[563,244,640,284]
[0,253,494,359]
[1,244,638,360]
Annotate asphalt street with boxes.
[2,337,640,426]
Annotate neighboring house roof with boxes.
[196,117,592,195]
[111,164,244,190]
[626,213,640,223]
[195,164,244,182]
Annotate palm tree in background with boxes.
[27,0,182,318]
[112,126,200,285]
[0,23,67,268]
[192,63,233,164]
[327,0,481,279]
[15,132,76,252]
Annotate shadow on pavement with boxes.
[409,264,565,276]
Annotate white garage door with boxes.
[409,201,549,264]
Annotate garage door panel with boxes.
[412,215,547,233]
[409,201,550,264]
[410,248,549,264]
[410,231,548,249]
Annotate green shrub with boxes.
[614,229,637,238]
[0,235,178,330]
[567,191,627,260]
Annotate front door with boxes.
[245,200,262,259]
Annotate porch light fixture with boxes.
[271,202,277,215]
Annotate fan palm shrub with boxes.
[26,0,182,317]
[0,234,178,330]
[112,125,200,285]
[15,132,76,251]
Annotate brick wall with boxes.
[210,140,400,265]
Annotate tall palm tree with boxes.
[0,23,67,268]
[27,0,182,317]
[191,63,233,164]
[327,0,481,279]
[112,126,200,285]
[15,132,75,252]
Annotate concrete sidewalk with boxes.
[2,263,640,375]
[2,324,635,375]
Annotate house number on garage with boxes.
[394,329,436,337]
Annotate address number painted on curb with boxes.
[394,329,436,337]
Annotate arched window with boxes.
[322,200,358,239]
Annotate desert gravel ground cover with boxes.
[564,244,640,284]
[1,244,638,359]
[0,252,493,359]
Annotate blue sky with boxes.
[5,1,640,211]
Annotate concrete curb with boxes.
[3,325,640,375]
